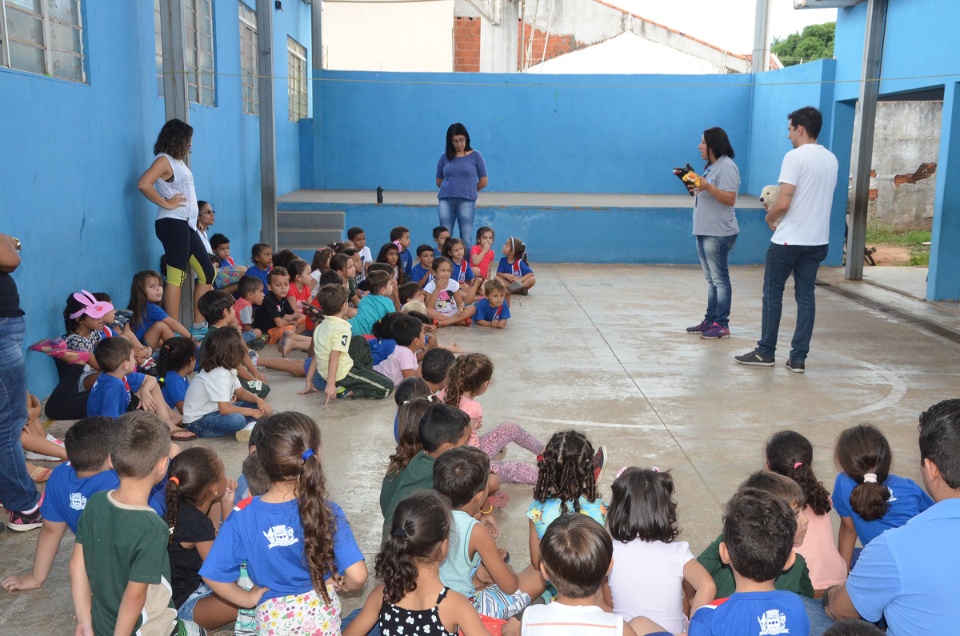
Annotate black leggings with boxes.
[44,360,89,421]
[154,218,215,287]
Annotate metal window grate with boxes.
[155,0,215,105]
[0,0,85,82]
[287,35,307,121]
[239,1,257,116]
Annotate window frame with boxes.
[0,0,86,83]
[238,1,258,116]
[155,0,216,106]
[287,35,307,122]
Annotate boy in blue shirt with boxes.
[409,244,435,287]
[473,279,511,329]
[1,416,168,592]
[690,490,810,636]
[433,225,450,257]
[87,338,189,438]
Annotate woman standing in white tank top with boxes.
[137,118,215,334]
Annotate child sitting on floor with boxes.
[377,242,406,285]
[182,328,271,441]
[285,259,315,316]
[156,336,196,414]
[473,279,511,329]
[442,353,544,485]
[697,471,814,599]
[410,244,435,287]
[374,313,424,385]
[391,376,432,442]
[330,253,361,310]
[1,416,167,592]
[348,270,398,337]
[128,270,193,347]
[421,347,456,395]
[234,275,267,349]
[497,236,536,296]
[70,412,195,635]
[93,292,153,365]
[470,226,497,281]
[309,247,335,297]
[60,290,113,389]
[689,490,810,635]
[391,226,414,279]
[510,515,669,636]
[443,238,482,304]
[436,446,545,620]
[87,337,189,439]
[347,226,372,284]
[433,225,451,257]
[248,242,273,293]
[344,491,487,636]
[302,283,394,403]
[198,289,270,399]
[425,257,476,327]
[253,266,303,344]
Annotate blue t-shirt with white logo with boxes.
[41,464,166,533]
[689,590,809,636]
[473,298,511,323]
[200,498,363,601]
[832,472,933,546]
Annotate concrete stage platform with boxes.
[2,263,956,632]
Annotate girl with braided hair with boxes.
[527,430,607,601]
[200,411,368,634]
[441,353,544,485]
[164,447,238,629]
[765,430,847,592]
[344,491,488,636]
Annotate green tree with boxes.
[771,22,835,67]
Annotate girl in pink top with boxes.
[765,430,847,591]
[440,353,543,484]
[469,227,497,281]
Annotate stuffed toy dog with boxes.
[760,184,781,228]
[672,164,701,196]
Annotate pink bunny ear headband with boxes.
[69,290,114,320]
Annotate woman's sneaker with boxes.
[700,323,731,339]
[7,494,44,532]
[686,320,711,334]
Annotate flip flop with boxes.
[29,338,67,353]
[488,490,510,509]
[29,466,52,483]
[171,428,197,441]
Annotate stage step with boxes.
[276,209,344,250]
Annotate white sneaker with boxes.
[236,422,256,443]
[24,435,64,462]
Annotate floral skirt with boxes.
[255,583,340,635]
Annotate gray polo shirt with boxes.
[692,155,740,237]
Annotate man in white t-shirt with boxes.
[735,106,838,373]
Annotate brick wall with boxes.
[454,17,481,72]
[518,22,579,69]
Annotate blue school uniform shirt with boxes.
[399,248,414,279]
[473,298,511,323]
[689,590,809,636]
[832,472,934,546]
[86,373,146,418]
[161,371,189,410]
[41,464,166,533]
[249,265,271,293]
[452,258,474,284]
[497,257,533,278]
[369,338,397,366]
[200,498,363,602]
[409,263,433,286]
[133,303,169,341]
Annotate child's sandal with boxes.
[433,319,445,328]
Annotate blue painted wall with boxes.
[0,0,310,397]
[313,71,754,194]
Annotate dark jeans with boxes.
[44,358,90,420]
[695,234,737,327]
[0,316,40,512]
[758,243,828,361]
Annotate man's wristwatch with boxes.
[13,237,21,253]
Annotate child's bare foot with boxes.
[278,331,296,358]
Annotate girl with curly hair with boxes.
[199,412,368,634]
[343,491,488,636]
[137,118,215,334]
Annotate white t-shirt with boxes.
[609,539,695,634]
[309,270,323,299]
[521,603,623,636]
[356,246,373,283]
[772,143,839,246]
[423,279,461,318]
[373,345,419,385]
[182,367,241,423]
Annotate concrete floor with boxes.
[2,263,958,633]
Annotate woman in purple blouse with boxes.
[436,123,488,243]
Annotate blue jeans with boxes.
[0,316,40,512]
[438,197,476,244]
[184,402,256,438]
[758,243,829,361]
[695,234,737,327]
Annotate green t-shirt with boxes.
[697,533,814,599]
[381,450,436,543]
[197,324,220,362]
[76,491,176,636]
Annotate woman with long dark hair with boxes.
[436,123,488,244]
[137,118,215,336]
[685,127,740,340]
